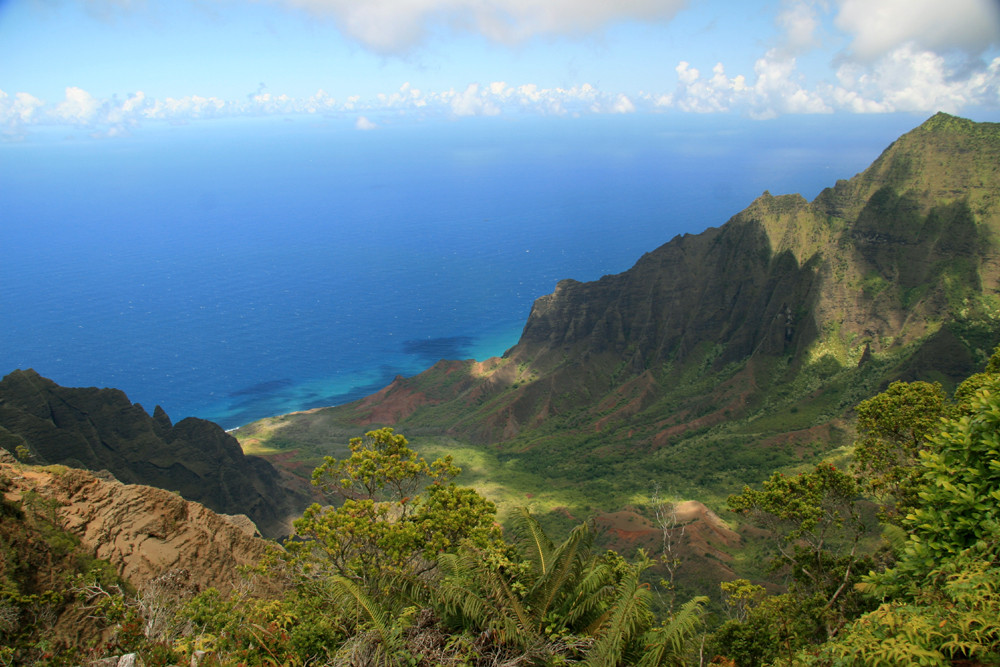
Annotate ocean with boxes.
[0,112,927,429]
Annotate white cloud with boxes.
[777,0,821,53]
[0,90,44,123]
[280,0,689,53]
[0,90,44,139]
[835,0,1000,60]
[833,45,1000,113]
[355,115,377,130]
[750,50,831,117]
[304,89,337,113]
[144,94,228,119]
[668,61,750,113]
[54,86,100,123]
[449,83,501,117]
[612,94,635,114]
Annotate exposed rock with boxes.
[0,369,308,538]
[1,461,273,593]
[220,512,262,537]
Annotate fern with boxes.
[583,568,654,666]
[510,506,554,577]
[528,521,590,625]
[326,576,406,659]
[637,596,708,667]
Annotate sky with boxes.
[0,0,999,138]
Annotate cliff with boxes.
[0,448,275,654]
[0,369,308,538]
[240,113,1000,501]
[0,455,272,593]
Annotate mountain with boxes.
[237,113,1000,505]
[0,369,308,538]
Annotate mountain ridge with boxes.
[0,369,309,538]
[237,112,1000,505]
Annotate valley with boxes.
[2,112,1000,664]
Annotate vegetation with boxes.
[709,348,1000,666]
[0,468,137,665]
[6,114,1000,663]
[16,343,1000,665]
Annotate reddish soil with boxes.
[595,501,742,585]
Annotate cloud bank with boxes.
[281,0,690,53]
[2,0,998,138]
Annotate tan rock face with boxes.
[3,462,275,592]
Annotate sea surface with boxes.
[0,112,927,428]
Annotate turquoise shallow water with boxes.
[0,113,926,428]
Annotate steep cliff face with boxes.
[323,114,1000,439]
[500,114,1000,403]
[239,114,1000,500]
[0,370,307,538]
[0,450,276,654]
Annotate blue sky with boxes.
[1,0,999,137]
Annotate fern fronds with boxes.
[510,507,554,576]
[583,568,653,666]
[637,595,708,667]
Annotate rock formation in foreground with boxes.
[0,454,272,593]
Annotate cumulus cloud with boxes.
[663,41,1000,117]
[54,86,100,123]
[0,90,44,139]
[612,94,635,114]
[667,61,748,112]
[0,90,44,123]
[835,0,1000,60]
[355,115,377,130]
[279,0,688,53]
[655,0,1000,118]
[777,0,821,53]
[832,45,1000,113]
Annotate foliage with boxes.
[427,508,708,665]
[719,579,766,624]
[851,380,947,522]
[0,469,135,666]
[284,427,501,590]
[868,373,1000,595]
[709,592,826,667]
[792,348,1000,664]
[427,509,648,660]
[803,550,1000,665]
[728,463,873,630]
[173,586,344,665]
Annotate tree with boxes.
[851,380,947,522]
[871,374,1000,593]
[651,484,686,616]
[801,370,1000,665]
[728,463,874,639]
[430,508,707,665]
[284,428,501,591]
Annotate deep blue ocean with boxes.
[0,113,927,429]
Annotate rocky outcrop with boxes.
[0,369,308,538]
[1,461,272,593]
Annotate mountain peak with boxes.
[918,111,982,133]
